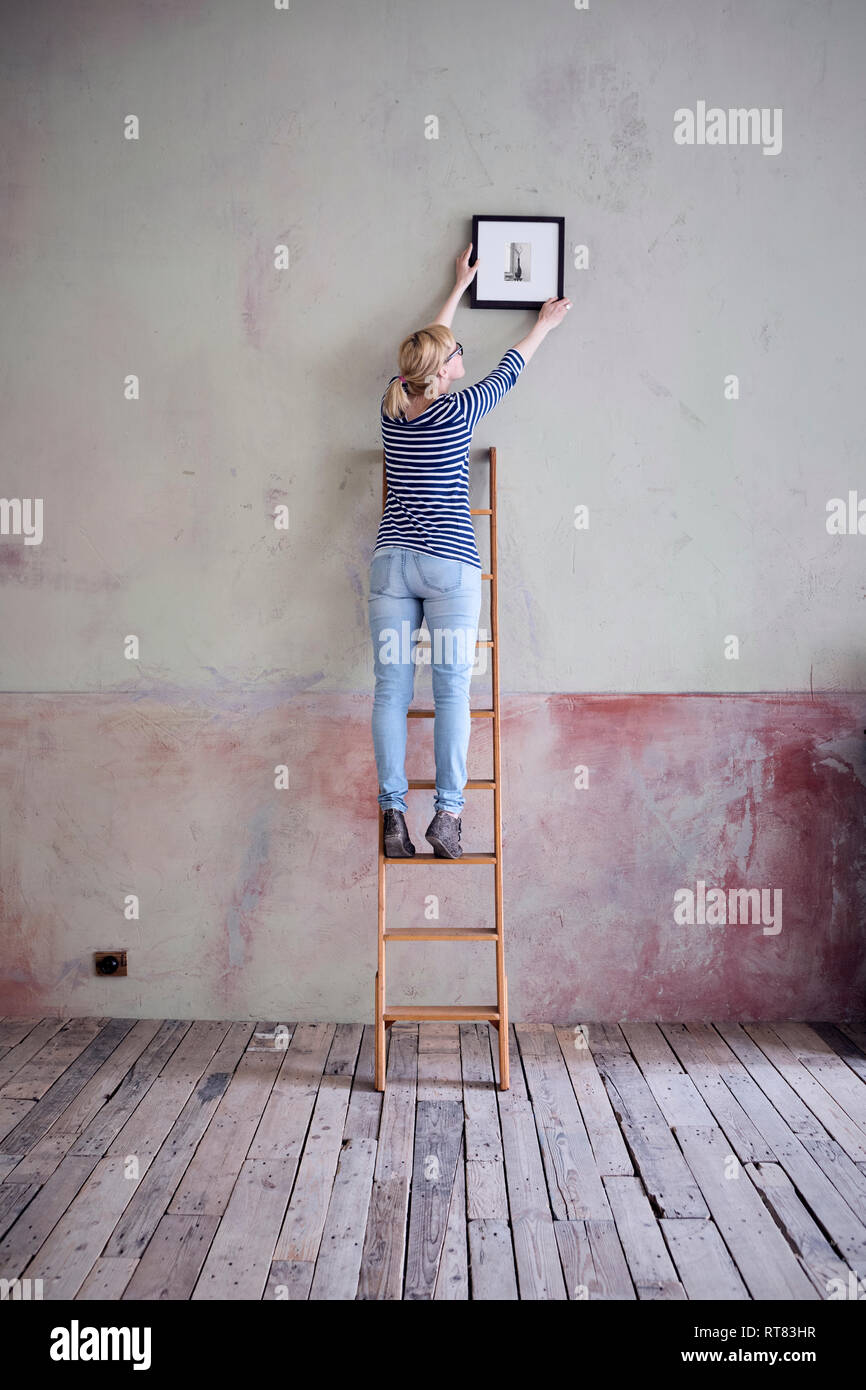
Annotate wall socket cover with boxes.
[94,951,128,976]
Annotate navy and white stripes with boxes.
[374,348,525,568]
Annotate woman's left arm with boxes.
[432,243,480,328]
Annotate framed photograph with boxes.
[469,214,565,310]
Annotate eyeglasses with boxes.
[444,342,463,363]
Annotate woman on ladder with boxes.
[369,243,570,858]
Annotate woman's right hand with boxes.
[537,296,572,331]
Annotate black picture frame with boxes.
[469,214,565,310]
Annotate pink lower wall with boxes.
[1,692,864,1021]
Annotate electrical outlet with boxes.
[94,951,127,976]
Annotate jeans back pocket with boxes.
[413,551,465,593]
[369,548,397,595]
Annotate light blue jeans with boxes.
[368,545,482,815]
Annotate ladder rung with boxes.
[384,928,498,941]
[470,509,492,515]
[406,779,495,789]
[383,852,496,864]
[416,639,493,647]
[408,708,494,718]
[384,1003,500,1021]
[481,572,492,580]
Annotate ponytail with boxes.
[382,377,408,422]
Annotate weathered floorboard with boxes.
[0,1014,859,1300]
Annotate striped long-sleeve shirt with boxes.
[374,347,525,569]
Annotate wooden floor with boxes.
[1,1016,865,1300]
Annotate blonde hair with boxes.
[382,323,456,421]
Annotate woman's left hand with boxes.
[455,242,479,288]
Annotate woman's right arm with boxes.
[512,296,572,364]
[453,297,572,427]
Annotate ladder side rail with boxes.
[489,447,509,1089]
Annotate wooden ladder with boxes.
[374,444,509,1091]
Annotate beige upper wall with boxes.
[2,0,864,693]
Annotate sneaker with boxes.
[383,808,415,857]
[425,810,463,859]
